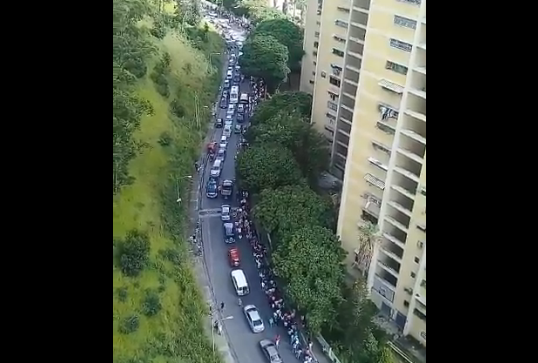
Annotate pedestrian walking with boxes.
[268,317,274,327]
[220,301,225,311]
[275,334,281,348]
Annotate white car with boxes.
[221,205,231,221]
[243,305,265,333]
[225,115,233,124]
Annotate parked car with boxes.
[219,97,227,108]
[215,118,223,128]
[234,124,242,134]
[243,305,265,333]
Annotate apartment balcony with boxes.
[351,8,369,27]
[361,193,381,221]
[353,0,371,11]
[364,173,385,191]
[415,46,426,70]
[337,117,352,134]
[372,140,392,156]
[409,72,426,99]
[394,152,422,183]
[404,93,426,122]
[340,106,354,122]
[342,90,356,102]
[380,235,404,261]
[383,232,405,250]
[389,185,415,212]
[335,142,348,159]
[416,222,426,234]
[349,27,366,46]
[379,79,404,94]
[372,274,396,303]
[392,170,419,197]
[370,142,390,164]
[385,214,408,234]
[346,55,362,73]
[344,65,360,84]
[386,203,411,230]
[397,133,425,164]
[368,156,389,174]
[341,92,355,110]
[377,120,396,136]
[383,220,408,247]
[377,253,402,277]
[336,128,350,148]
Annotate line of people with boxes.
[234,78,317,362]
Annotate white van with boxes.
[223,125,232,137]
[231,269,249,296]
[210,159,222,178]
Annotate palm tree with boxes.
[355,222,380,277]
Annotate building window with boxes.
[332,48,345,57]
[414,257,420,263]
[313,50,318,56]
[313,61,317,66]
[309,80,315,85]
[329,76,341,88]
[312,71,316,76]
[394,15,417,29]
[327,101,338,111]
[337,6,350,13]
[314,31,320,38]
[328,91,338,101]
[314,41,319,49]
[390,38,412,52]
[321,71,327,78]
[403,300,410,308]
[410,271,416,278]
[316,21,321,26]
[385,60,408,75]
[333,35,346,43]
[335,20,348,28]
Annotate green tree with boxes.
[273,225,346,333]
[250,91,312,125]
[245,111,329,183]
[239,35,290,91]
[141,289,162,317]
[253,185,335,239]
[236,144,302,195]
[253,18,304,71]
[117,229,151,277]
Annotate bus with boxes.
[230,86,239,104]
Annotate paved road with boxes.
[199,40,300,363]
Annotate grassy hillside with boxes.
[113,23,224,363]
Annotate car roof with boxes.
[245,306,261,320]
[222,205,230,210]
[259,340,281,361]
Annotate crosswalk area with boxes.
[199,207,239,218]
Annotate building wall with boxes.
[299,0,321,94]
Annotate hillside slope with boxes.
[113,23,224,363]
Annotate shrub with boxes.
[117,230,150,277]
[170,99,185,118]
[141,290,162,317]
[158,131,172,147]
[118,314,140,334]
[116,287,128,302]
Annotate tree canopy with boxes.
[239,34,290,91]
[236,144,303,194]
[253,18,304,71]
[245,110,330,183]
[250,91,312,125]
[273,225,346,333]
[253,185,335,239]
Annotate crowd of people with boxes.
[229,83,317,363]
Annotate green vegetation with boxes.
[238,90,393,363]
[239,35,290,92]
[113,0,225,362]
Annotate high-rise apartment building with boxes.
[301,0,426,350]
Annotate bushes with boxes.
[141,290,162,317]
[116,229,151,277]
[118,314,140,334]
[151,53,171,98]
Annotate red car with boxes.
[228,247,240,267]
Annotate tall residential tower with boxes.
[301,0,426,349]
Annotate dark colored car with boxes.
[236,112,244,122]
[220,97,227,108]
[234,124,242,134]
[215,118,223,128]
